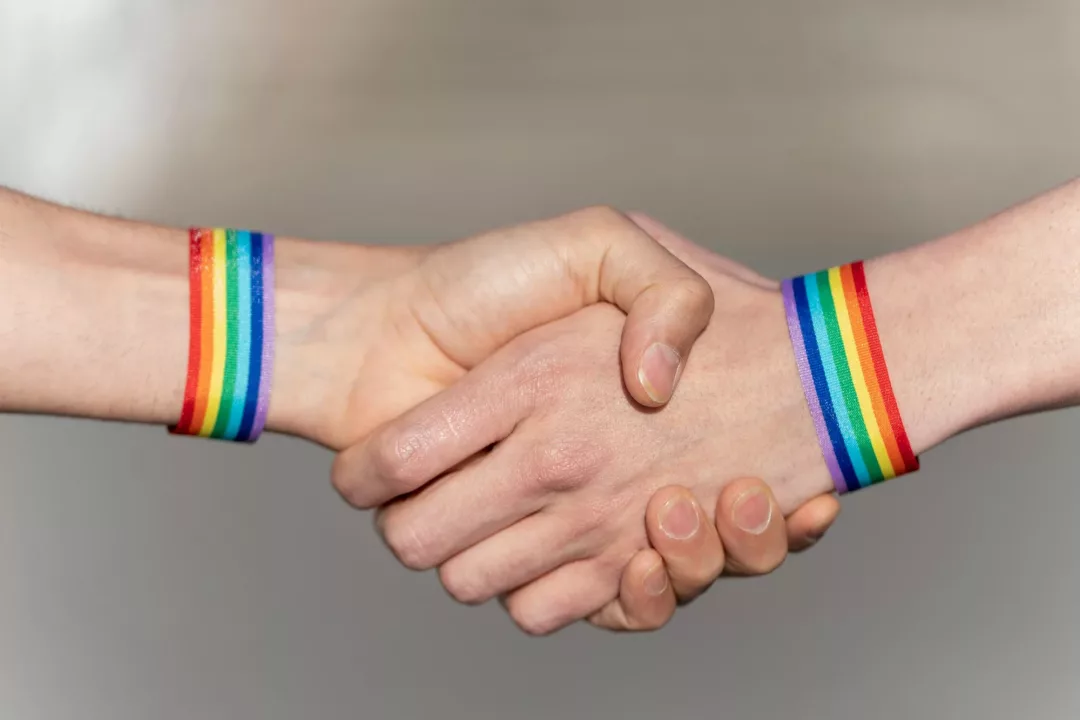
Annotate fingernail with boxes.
[638,343,681,404]
[732,488,772,535]
[659,496,700,540]
[644,563,669,596]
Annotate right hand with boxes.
[333,214,840,634]
[272,205,714,449]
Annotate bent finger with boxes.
[588,549,676,632]
[644,486,725,602]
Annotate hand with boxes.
[590,478,839,632]
[0,191,716,441]
[332,217,839,634]
[272,206,714,449]
[592,215,842,632]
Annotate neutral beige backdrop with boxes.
[3,2,1079,718]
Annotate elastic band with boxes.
[171,228,275,442]
[781,261,918,494]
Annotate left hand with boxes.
[588,478,839,632]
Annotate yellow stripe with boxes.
[828,267,896,478]
[200,229,229,436]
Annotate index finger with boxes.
[330,350,533,509]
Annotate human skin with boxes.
[586,477,840,632]
[0,187,835,633]
[0,193,716,434]
[585,216,842,632]
[337,258,831,635]
[334,177,1080,634]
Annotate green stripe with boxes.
[814,271,884,483]
[212,229,242,437]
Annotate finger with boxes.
[436,512,586,603]
[785,494,841,552]
[715,477,789,577]
[643,486,725,602]
[560,207,715,407]
[373,438,548,570]
[503,558,618,636]
[375,414,611,572]
[588,549,676,632]
[626,212,777,290]
[331,356,532,509]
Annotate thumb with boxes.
[561,207,715,408]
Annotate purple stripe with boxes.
[782,279,845,493]
[250,233,275,439]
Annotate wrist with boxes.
[865,209,1080,454]
[265,238,421,444]
[863,246,988,456]
[0,188,422,442]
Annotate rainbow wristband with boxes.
[170,228,275,442]
[781,261,918,494]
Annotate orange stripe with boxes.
[839,264,906,472]
[190,232,216,432]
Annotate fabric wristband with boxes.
[781,261,918,494]
[170,228,275,442]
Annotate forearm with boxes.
[868,177,1080,455]
[0,188,407,436]
[0,190,191,423]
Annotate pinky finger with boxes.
[588,550,676,632]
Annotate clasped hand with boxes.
[295,207,839,634]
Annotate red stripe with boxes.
[850,261,919,472]
[189,231,216,432]
[171,229,204,434]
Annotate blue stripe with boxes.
[804,272,871,487]
[792,276,859,492]
[236,232,264,442]
[224,231,253,439]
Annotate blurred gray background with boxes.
[2,1,1079,718]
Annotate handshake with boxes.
[264,206,842,634]
[7,180,1074,636]
[5,190,914,635]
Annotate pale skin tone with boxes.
[20,173,1079,635]
[0,187,835,634]
[337,228,849,633]
[332,177,1080,633]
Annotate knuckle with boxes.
[509,605,557,637]
[329,458,365,509]
[569,204,628,232]
[381,516,436,571]
[527,437,606,493]
[669,275,715,316]
[438,562,489,606]
[513,343,562,396]
[369,426,429,493]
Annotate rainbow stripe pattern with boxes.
[170,228,275,442]
[781,261,918,494]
